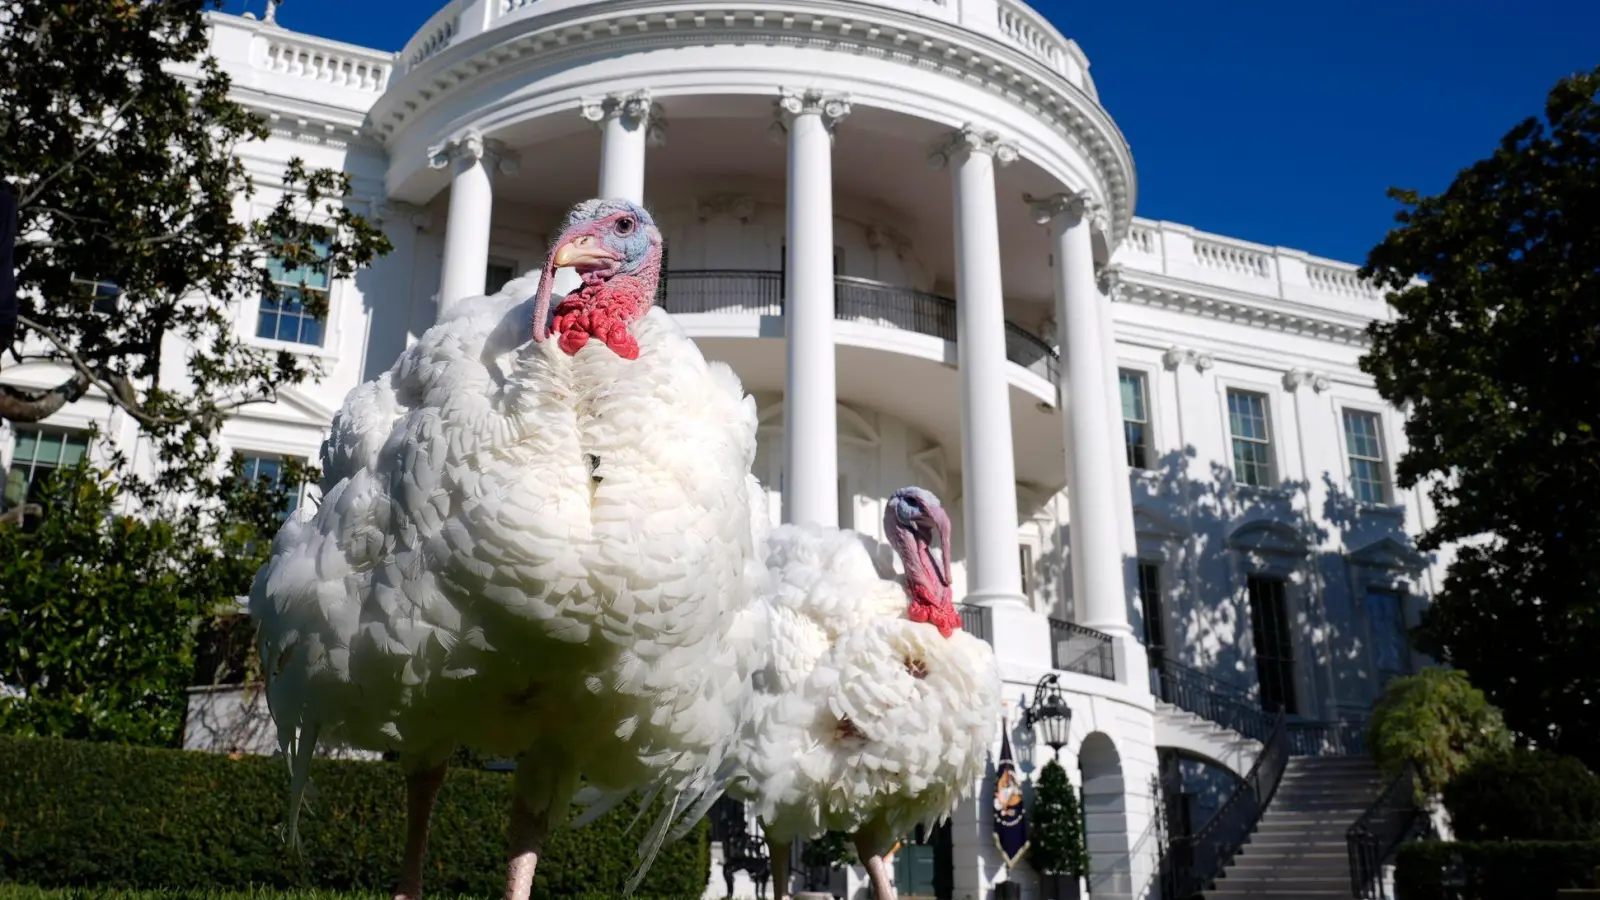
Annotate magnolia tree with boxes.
[0,0,391,505]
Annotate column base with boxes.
[966,597,1053,675]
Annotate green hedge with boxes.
[1395,841,1600,900]
[0,735,708,898]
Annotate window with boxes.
[239,453,306,520]
[485,262,516,296]
[257,240,330,346]
[1020,545,1034,598]
[1138,561,1165,670]
[1227,389,1274,487]
[1247,575,1297,715]
[4,427,90,515]
[71,277,121,314]
[1343,409,1390,504]
[1366,587,1411,688]
[1120,369,1152,469]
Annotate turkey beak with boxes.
[552,234,617,270]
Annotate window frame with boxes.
[1222,385,1278,489]
[1340,405,1393,506]
[242,207,343,360]
[1119,367,1154,470]
[233,449,312,521]
[4,425,93,514]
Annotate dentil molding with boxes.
[926,124,1020,169]
[426,129,521,176]
[768,88,852,143]
[579,89,668,147]
[1282,368,1332,392]
[1162,346,1215,373]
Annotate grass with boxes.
[0,889,703,900]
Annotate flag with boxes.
[992,717,1029,868]
[0,183,16,353]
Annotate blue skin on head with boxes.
[558,199,660,278]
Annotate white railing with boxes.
[400,3,462,72]
[995,0,1070,78]
[1307,262,1382,301]
[259,37,392,93]
[1116,219,1389,310]
[1193,238,1272,279]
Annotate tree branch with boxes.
[0,373,91,423]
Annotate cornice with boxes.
[369,1,1135,242]
[1110,268,1374,347]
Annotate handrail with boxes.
[660,270,1060,383]
[1346,762,1424,899]
[1163,711,1289,899]
[1048,618,1116,681]
[1151,658,1274,743]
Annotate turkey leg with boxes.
[854,832,897,900]
[767,838,791,900]
[504,793,554,900]
[394,760,449,900]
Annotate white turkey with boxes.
[248,198,766,900]
[732,487,1003,900]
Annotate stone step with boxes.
[1214,876,1353,893]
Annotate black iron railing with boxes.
[1163,712,1289,900]
[1152,658,1274,743]
[1049,618,1116,681]
[1347,763,1424,899]
[1288,716,1369,757]
[957,603,992,644]
[660,269,1060,383]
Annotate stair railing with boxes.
[1346,762,1425,900]
[1152,658,1275,743]
[1161,711,1289,900]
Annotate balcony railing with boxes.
[957,603,992,644]
[1347,763,1425,899]
[1049,618,1115,681]
[661,270,1060,384]
[1152,658,1274,743]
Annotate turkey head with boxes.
[885,486,962,638]
[531,198,663,360]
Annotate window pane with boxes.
[300,315,323,347]
[1120,370,1147,421]
[276,313,301,343]
[1124,421,1148,469]
[34,432,63,465]
[60,435,87,466]
[12,430,37,463]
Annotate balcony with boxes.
[660,270,1059,385]
[1049,618,1116,681]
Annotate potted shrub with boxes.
[1030,757,1089,900]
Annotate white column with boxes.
[1030,191,1133,638]
[580,90,665,204]
[430,130,517,313]
[774,88,849,528]
[931,125,1026,607]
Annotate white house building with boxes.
[0,1,1443,898]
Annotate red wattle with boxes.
[907,582,961,639]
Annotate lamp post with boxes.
[1023,672,1073,753]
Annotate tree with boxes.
[1366,667,1512,799]
[0,0,390,500]
[1029,758,1087,880]
[1443,748,1600,841]
[0,456,297,745]
[1359,66,1600,769]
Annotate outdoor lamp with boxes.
[1023,672,1073,752]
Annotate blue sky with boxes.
[226,0,1599,264]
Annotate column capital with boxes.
[1161,346,1215,373]
[372,198,431,230]
[579,89,668,146]
[427,129,520,176]
[927,124,1019,170]
[1282,368,1332,392]
[1024,190,1108,234]
[769,88,852,142]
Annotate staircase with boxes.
[1204,756,1387,899]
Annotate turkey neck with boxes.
[892,529,959,635]
[567,255,660,320]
